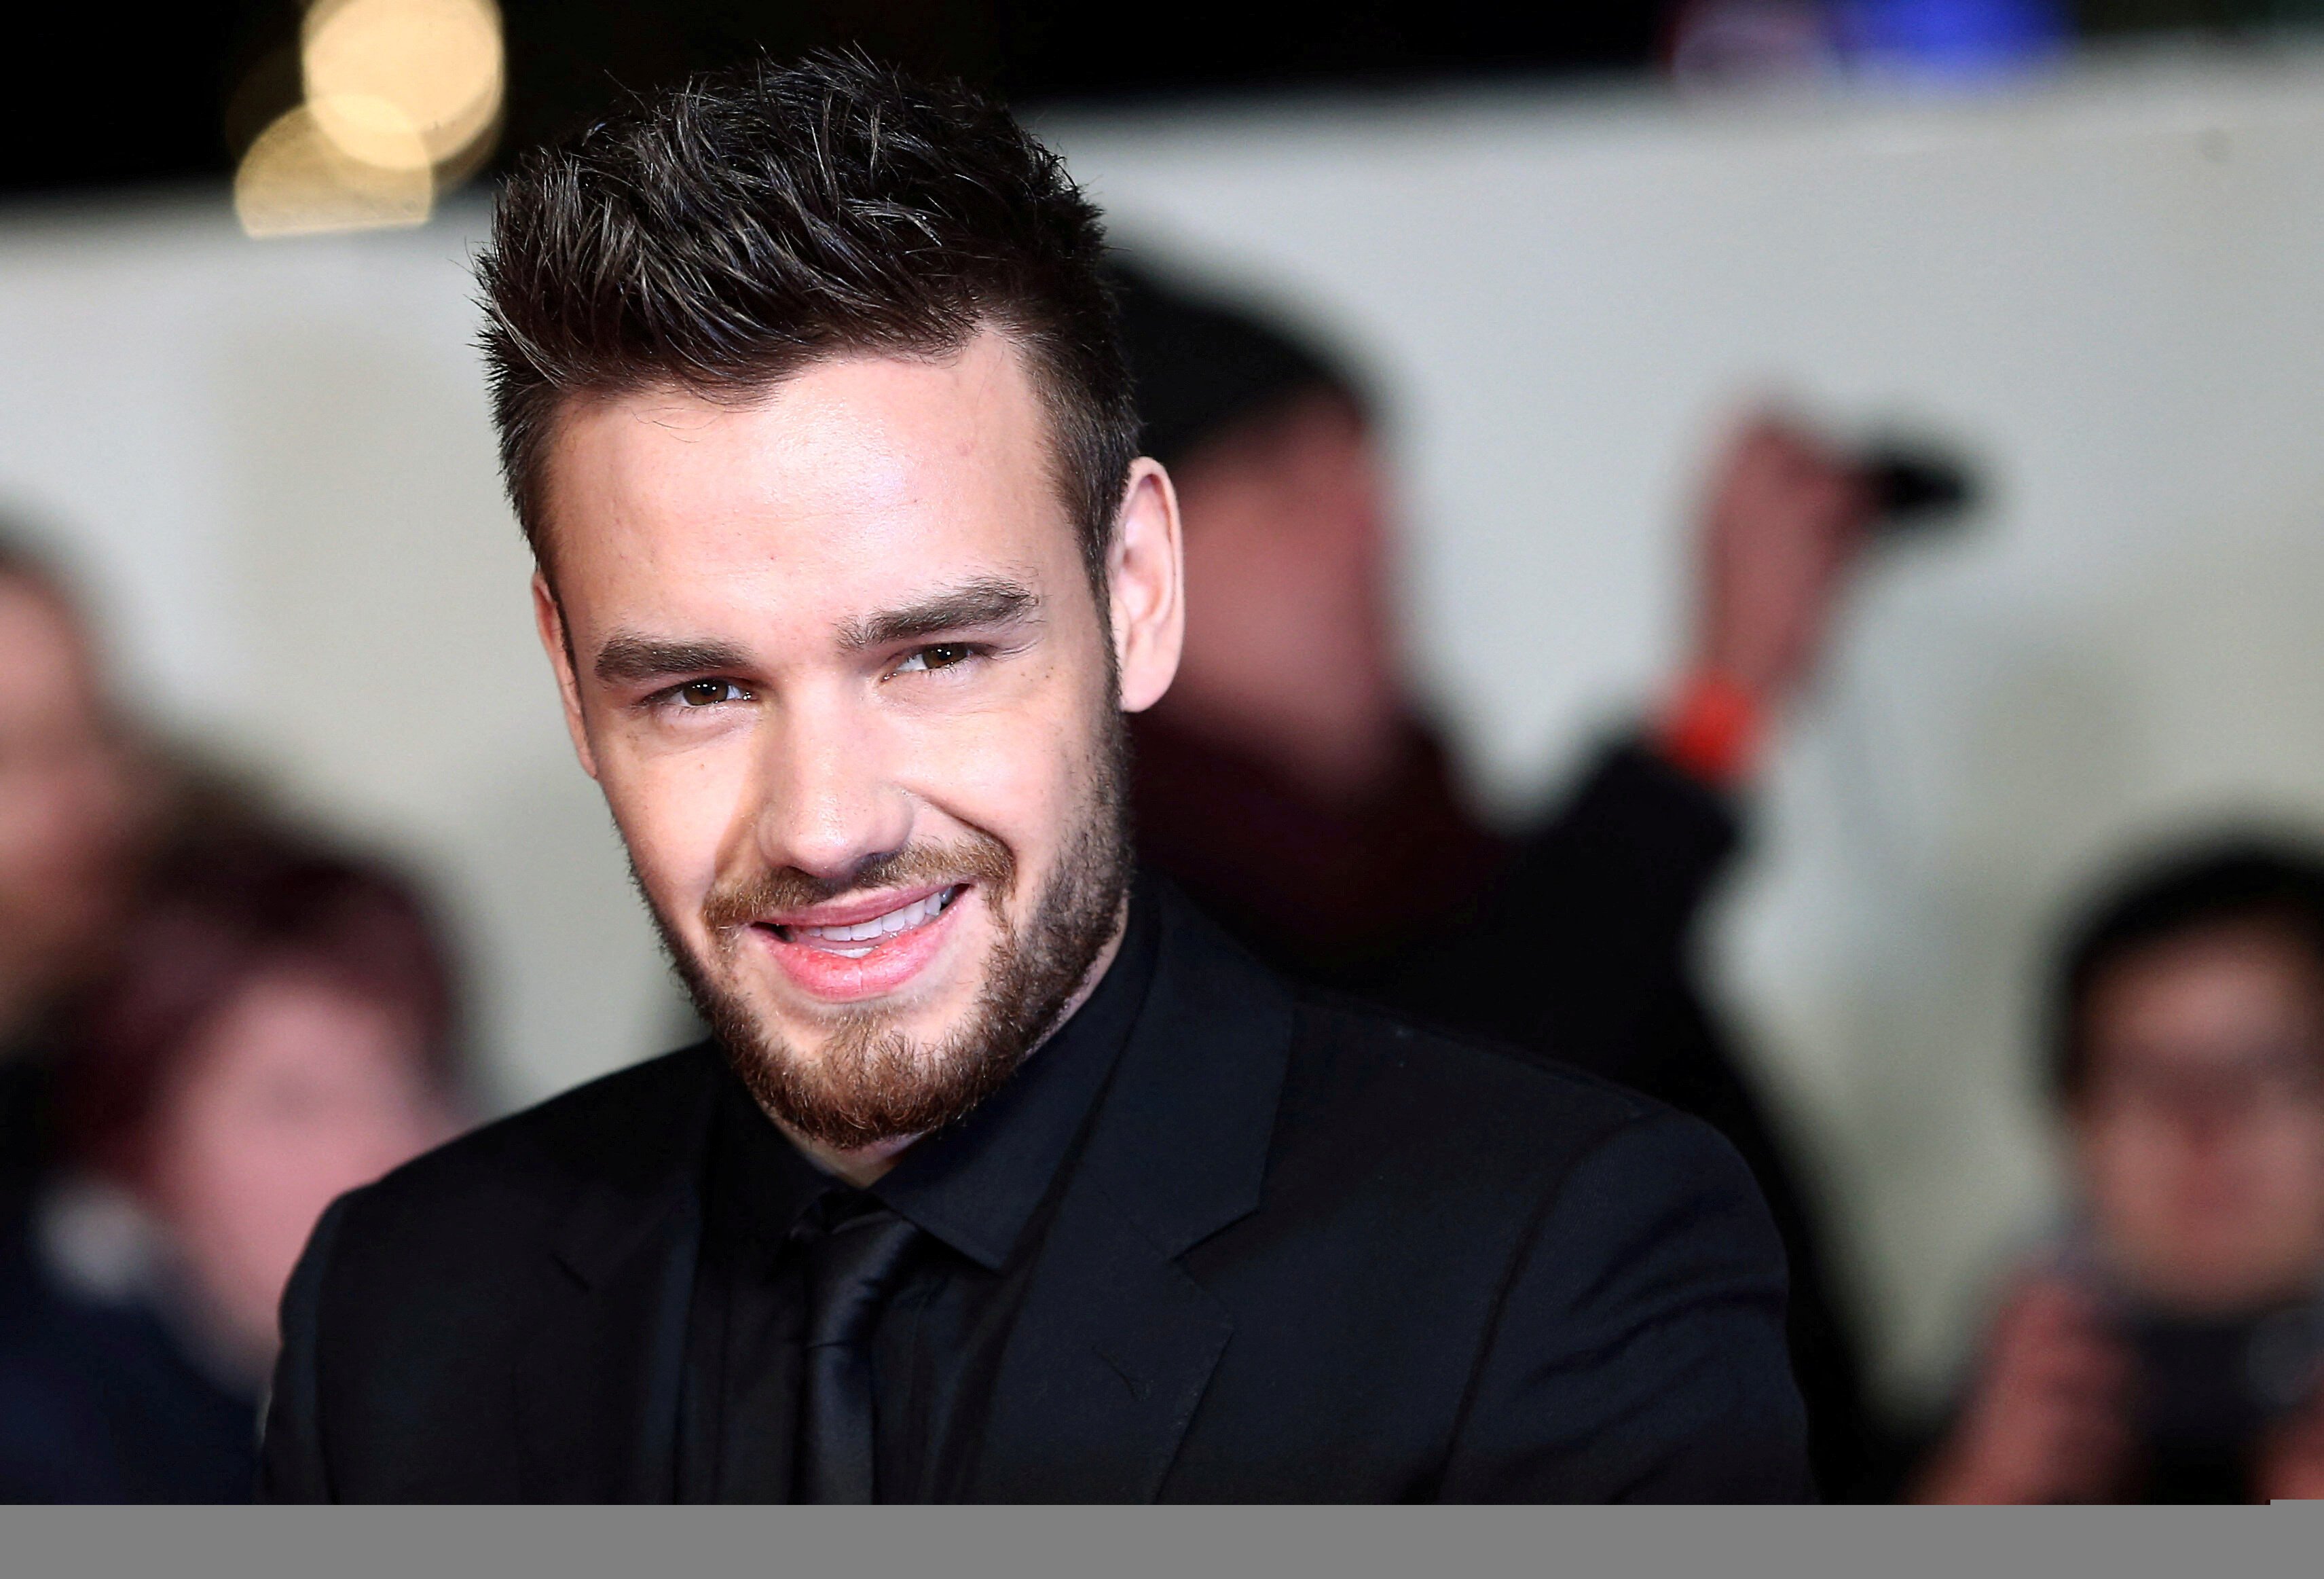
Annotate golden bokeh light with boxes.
[234,0,503,240]
[302,0,504,171]
[234,105,434,239]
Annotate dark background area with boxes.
[6,0,2315,200]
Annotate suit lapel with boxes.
[965,892,1295,1502]
[955,1177,1233,1502]
[513,1049,720,1503]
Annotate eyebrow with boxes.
[587,577,1044,686]
[838,577,1042,654]
[593,634,752,685]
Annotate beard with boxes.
[644,707,1132,1153]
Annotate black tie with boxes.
[795,1201,921,1504]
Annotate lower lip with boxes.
[752,888,970,1002]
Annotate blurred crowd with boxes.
[1112,261,2324,1503]
[0,543,466,1499]
[1,254,2322,1503]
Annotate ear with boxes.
[532,570,601,781]
[1108,458,1185,714]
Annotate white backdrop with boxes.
[5,47,2324,1413]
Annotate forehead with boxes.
[0,576,97,713]
[2087,920,2324,1054]
[541,331,1075,634]
[182,965,430,1091]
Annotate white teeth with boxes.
[792,886,957,947]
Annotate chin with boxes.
[771,998,982,1064]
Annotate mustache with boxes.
[700,833,1016,934]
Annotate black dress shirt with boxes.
[674,889,1160,1503]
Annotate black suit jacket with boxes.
[260,891,1808,1502]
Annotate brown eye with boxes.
[901,644,975,674]
[678,680,737,706]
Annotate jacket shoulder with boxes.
[344,1041,722,1244]
[268,1045,724,1502]
[1282,990,1672,1167]
[1268,989,1775,1255]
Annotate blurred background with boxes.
[8,0,2324,1498]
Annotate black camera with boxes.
[2124,1304,2324,1501]
[1859,438,1980,537]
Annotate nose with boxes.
[748,682,914,885]
[2166,1081,2262,1155]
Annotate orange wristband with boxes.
[1659,670,1765,788]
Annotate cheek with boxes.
[2238,1116,2324,1206]
[604,740,756,907]
[899,668,1099,859]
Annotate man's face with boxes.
[1164,391,1399,745]
[0,577,142,1016]
[534,331,1181,1158]
[2075,920,2324,1313]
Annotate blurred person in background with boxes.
[0,827,465,1500]
[1115,263,1889,1495]
[1915,842,2324,1503]
[0,534,156,1212]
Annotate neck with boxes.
[790,1131,917,1189]
[775,892,1133,1188]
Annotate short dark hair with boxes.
[477,51,1138,594]
[0,523,97,633]
[2050,837,2324,1101]
[1109,260,1369,471]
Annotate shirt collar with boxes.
[709,1070,832,1246]
[870,882,1159,1271]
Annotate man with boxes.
[1915,842,2324,1503]
[0,538,152,1212]
[1115,265,1885,1494]
[259,53,1806,1502]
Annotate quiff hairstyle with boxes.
[477,51,1139,594]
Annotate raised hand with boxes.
[1689,414,1877,712]
[1913,1274,2135,1504]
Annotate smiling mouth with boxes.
[767,885,965,959]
